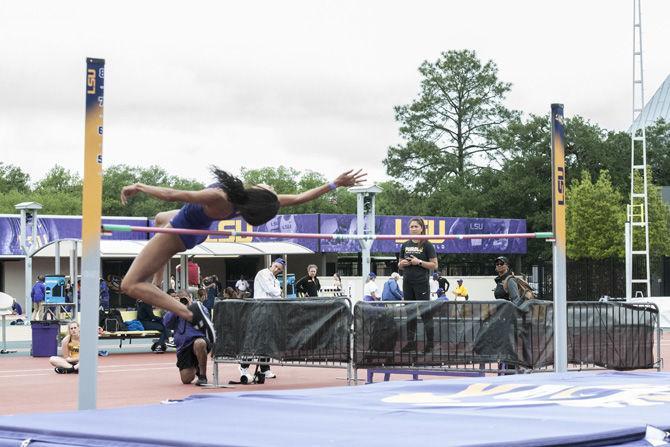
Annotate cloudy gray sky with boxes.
[1,0,669,186]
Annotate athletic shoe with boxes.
[188,302,216,344]
[195,375,208,386]
[55,367,75,374]
[165,339,176,349]
[239,366,253,384]
[263,370,276,379]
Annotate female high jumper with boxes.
[120,167,366,341]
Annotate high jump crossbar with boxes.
[102,224,553,241]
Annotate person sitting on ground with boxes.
[119,167,366,344]
[137,298,170,353]
[163,292,210,386]
[381,272,403,301]
[295,264,321,297]
[435,288,448,300]
[50,321,80,374]
[451,278,469,301]
[363,272,379,301]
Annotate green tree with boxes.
[240,166,357,214]
[102,165,204,217]
[566,171,625,260]
[34,165,82,195]
[0,163,30,194]
[384,49,516,192]
[631,170,670,257]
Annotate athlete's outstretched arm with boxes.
[120,183,221,206]
[278,169,367,207]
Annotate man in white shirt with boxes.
[235,275,250,297]
[253,258,285,299]
[363,272,379,301]
[240,258,285,381]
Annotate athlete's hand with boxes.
[333,169,367,188]
[120,183,142,206]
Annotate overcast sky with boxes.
[1,0,669,187]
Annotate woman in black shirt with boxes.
[296,264,321,297]
[398,217,439,353]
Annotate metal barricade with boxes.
[210,298,661,386]
[211,298,354,386]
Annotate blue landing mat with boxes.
[0,371,669,446]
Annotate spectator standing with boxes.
[203,275,219,312]
[437,274,451,293]
[240,258,285,380]
[381,273,403,301]
[398,217,439,353]
[31,275,46,320]
[452,279,469,301]
[363,272,379,301]
[163,293,210,386]
[99,278,110,310]
[429,272,441,298]
[253,259,285,299]
[493,256,522,306]
[295,264,321,297]
[332,273,342,291]
[235,275,250,297]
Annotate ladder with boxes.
[628,0,651,297]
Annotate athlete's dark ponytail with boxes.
[210,166,280,226]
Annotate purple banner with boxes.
[0,216,149,256]
[203,214,320,252]
[319,214,527,254]
[1,213,527,256]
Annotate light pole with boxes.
[15,201,44,323]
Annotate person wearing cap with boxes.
[241,258,286,381]
[435,288,448,300]
[363,272,379,301]
[253,258,285,299]
[493,256,522,306]
[452,279,469,301]
[381,272,403,301]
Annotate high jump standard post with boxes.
[79,58,105,410]
[551,103,567,373]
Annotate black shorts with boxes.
[176,338,211,371]
[403,280,430,301]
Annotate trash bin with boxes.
[31,320,60,357]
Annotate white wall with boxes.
[3,258,77,307]
[325,275,499,305]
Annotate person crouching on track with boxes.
[163,292,210,386]
[50,321,80,374]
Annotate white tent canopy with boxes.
[28,239,313,259]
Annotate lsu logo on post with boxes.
[87,69,96,94]
[556,166,565,205]
[209,219,253,243]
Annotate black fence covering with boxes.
[354,300,658,370]
[213,298,351,363]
